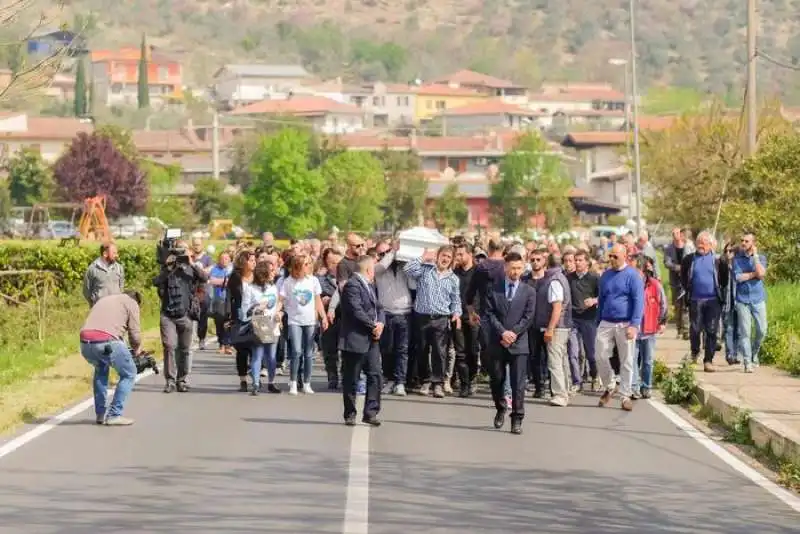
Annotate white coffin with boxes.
[396,226,450,262]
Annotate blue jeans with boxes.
[80,341,137,418]
[250,342,277,387]
[380,312,410,384]
[736,300,768,366]
[723,304,738,362]
[287,324,316,383]
[632,336,655,391]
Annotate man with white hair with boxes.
[637,230,660,279]
[679,231,729,372]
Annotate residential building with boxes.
[0,114,93,163]
[91,47,183,108]
[431,70,528,104]
[229,95,365,134]
[26,29,87,58]
[529,83,626,114]
[561,131,630,218]
[414,84,488,123]
[42,73,76,102]
[433,100,548,135]
[212,64,311,108]
[363,82,417,127]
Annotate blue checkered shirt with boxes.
[403,258,461,316]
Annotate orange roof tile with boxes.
[442,100,546,116]
[561,131,628,147]
[636,115,677,131]
[230,96,362,116]
[559,109,625,117]
[431,69,519,89]
[0,116,93,140]
[415,84,485,97]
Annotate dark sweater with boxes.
[454,264,476,316]
[568,271,600,321]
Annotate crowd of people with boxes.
[77,225,769,433]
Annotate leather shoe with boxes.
[493,410,505,429]
[344,416,356,426]
[510,419,522,435]
[362,416,381,427]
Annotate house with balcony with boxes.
[362,82,417,127]
[561,131,630,220]
[212,64,311,108]
[91,47,183,108]
[0,114,93,163]
[431,69,528,105]
[433,100,548,135]
[26,28,88,58]
[229,95,365,134]
[529,83,626,115]
[413,84,488,123]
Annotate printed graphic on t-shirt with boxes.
[264,293,277,309]
[294,288,313,306]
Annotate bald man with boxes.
[595,243,644,412]
[337,233,367,290]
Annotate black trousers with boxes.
[416,314,450,385]
[341,346,382,420]
[489,348,528,420]
[690,298,722,363]
[528,329,548,391]
[452,316,480,386]
[322,318,340,383]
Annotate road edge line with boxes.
[0,336,216,462]
[649,398,800,513]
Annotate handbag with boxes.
[252,311,280,344]
[231,320,255,345]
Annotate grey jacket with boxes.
[663,240,695,288]
[83,257,125,306]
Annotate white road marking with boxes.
[343,397,371,534]
[0,337,215,462]
[650,399,800,513]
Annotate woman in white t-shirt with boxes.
[240,260,282,395]
[279,253,329,395]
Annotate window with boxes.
[426,99,433,110]
[396,95,409,106]
[373,96,380,106]
[436,100,446,110]
[158,66,169,82]
[111,83,122,94]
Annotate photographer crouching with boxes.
[153,238,208,393]
[79,290,144,426]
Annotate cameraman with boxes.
[79,290,143,426]
[153,240,208,393]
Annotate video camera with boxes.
[156,228,188,266]
[132,350,160,375]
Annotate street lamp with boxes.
[608,58,634,220]
[627,0,644,235]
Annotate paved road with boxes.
[0,348,798,533]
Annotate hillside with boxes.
[31,0,800,101]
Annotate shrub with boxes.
[660,359,697,404]
[652,358,670,387]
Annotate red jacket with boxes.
[641,276,667,336]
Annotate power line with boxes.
[755,49,800,72]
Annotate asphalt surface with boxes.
[0,348,798,533]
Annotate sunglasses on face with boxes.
[608,254,619,259]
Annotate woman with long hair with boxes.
[631,255,667,399]
[279,253,329,395]
[229,248,257,392]
[240,260,282,395]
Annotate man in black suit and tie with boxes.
[339,255,384,427]
[485,252,537,435]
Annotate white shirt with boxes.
[279,275,322,326]
[548,279,565,304]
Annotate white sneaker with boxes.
[550,395,569,407]
[289,382,298,395]
[302,383,314,394]
[260,368,268,378]
[393,384,407,396]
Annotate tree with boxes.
[137,33,149,109]
[6,148,53,206]
[640,101,790,229]
[378,149,428,231]
[73,57,87,117]
[245,128,325,237]
[720,132,800,281]
[53,132,148,218]
[430,183,468,234]
[192,177,231,224]
[0,179,10,220]
[490,132,572,233]
[96,124,139,161]
[320,150,386,233]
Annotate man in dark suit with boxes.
[485,252,537,435]
[338,255,385,427]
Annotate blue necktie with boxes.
[507,283,514,301]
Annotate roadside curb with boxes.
[693,379,800,464]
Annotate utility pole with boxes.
[212,109,220,180]
[629,0,644,235]
[746,0,758,157]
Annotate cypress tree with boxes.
[73,58,87,117]
[137,33,149,109]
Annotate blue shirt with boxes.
[209,264,232,301]
[505,278,519,301]
[597,265,644,328]
[691,253,717,301]
[404,258,461,316]
[732,252,767,304]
